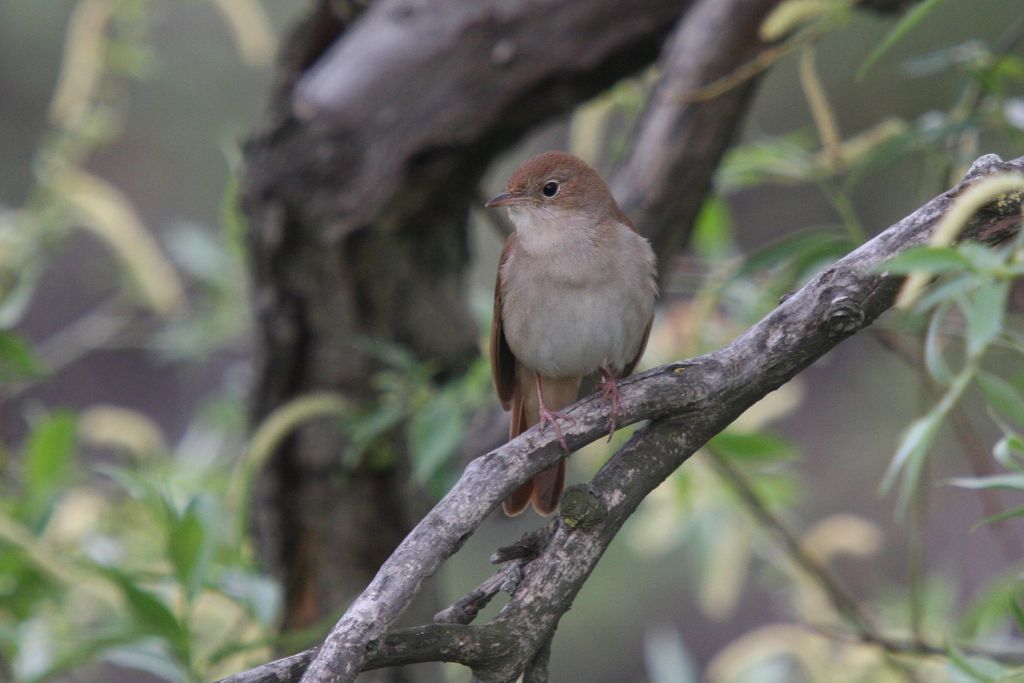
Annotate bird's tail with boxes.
[502,374,579,516]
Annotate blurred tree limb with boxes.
[611,0,777,281]
[230,144,1024,679]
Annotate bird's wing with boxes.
[618,317,652,379]
[490,233,518,410]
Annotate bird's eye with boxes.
[542,181,559,198]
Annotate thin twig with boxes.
[809,623,1024,665]
[706,452,925,681]
[704,452,874,635]
[941,13,1024,187]
[908,454,928,643]
[672,26,825,103]
[7,298,147,399]
[871,328,1024,560]
[433,563,525,626]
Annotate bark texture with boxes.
[612,0,776,273]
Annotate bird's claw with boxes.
[599,371,623,442]
[538,404,574,452]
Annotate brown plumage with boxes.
[486,152,657,515]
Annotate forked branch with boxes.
[222,154,1024,683]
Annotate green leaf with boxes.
[789,235,857,284]
[914,272,975,312]
[959,571,1019,639]
[995,668,1024,683]
[1011,592,1024,634]
[948,474,1024,492]
[881,412,940,515]
[643,625,698,683]
[360,340,431,378]
[691,196,735,261]
[947,637,1009,680]
[0,330,46,382]
[880,246,971,275]
[959,243,1008,272]
[882,414,938,492]
[979,55,1024,96]
[977,372,1024,427]
[22,412,77,524]
[342,401,406,467]
[993,432,1024,472]
[408,393,465,485]
[25,414,77,487]
[0,262,41,328]
[103,640,190,683]
[708,431,796,462]
[924,303,953,386]
[975,505,1024,529]
[23,633,141,683]
[964,281,1009,359]
[122,583,183,643]
[100,567,189,662]
[718,133,817,190]
[168,496,214,597]
[95,464,165,509]
[884,362,975,513]
[216,570,281,627]
[168,514,203,591]
[737,231,853,278]
[856,0,948,81]
[749,470,801,509]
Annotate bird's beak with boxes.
[484,191,526,208]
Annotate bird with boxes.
[485,151,658,516]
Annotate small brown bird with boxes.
[486,151,657,516]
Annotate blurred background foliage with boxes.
[2,0,1024,681]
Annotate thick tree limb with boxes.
[220,649,315,683]
[254,0,692,239]
[432,561,526,625]
[225,154,1024,682]
[613,0,779,269]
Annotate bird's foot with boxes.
[598,369,623,442]
[537,403,574,452]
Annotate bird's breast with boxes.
[500,233,654,378]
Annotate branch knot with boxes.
[825,295,865,336]
[559,485,607,529]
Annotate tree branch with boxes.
[433,560,529,625]
[251,0,692,240]
[613,0,780,268]
[222,154,1024,682]
[704,452,874,633]
[809,624,1024,666]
